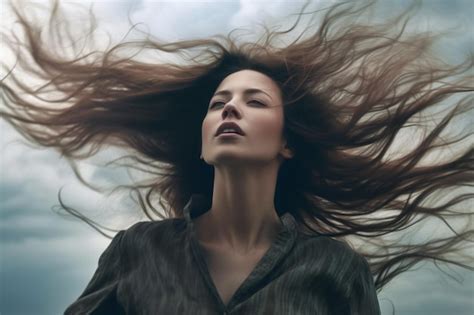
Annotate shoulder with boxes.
[120,217,187,253]
[296,232,357,255]
[295,232,368,272]
[124,217,186,236]
[293,233,375,292]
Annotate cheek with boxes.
[252,114,284,140]
[201,116,213,139]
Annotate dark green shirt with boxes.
[64,194,381,315]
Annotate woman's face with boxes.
[201,69,292,166]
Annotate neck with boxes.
[194,162,283,254]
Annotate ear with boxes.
[279,141,294,159]
[280,148,294,159]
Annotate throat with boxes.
[193,212,282,255]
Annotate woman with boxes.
[1,0,472,314]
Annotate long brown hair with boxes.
[1,0,472,292]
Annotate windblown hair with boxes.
[1,0,472,293]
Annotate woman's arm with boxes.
[64,230,127,315]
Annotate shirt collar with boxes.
[183,193,298,309]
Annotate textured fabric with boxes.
[64,194,381,315]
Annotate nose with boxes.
[222,103,241,119]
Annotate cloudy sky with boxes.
[1,0,472,314]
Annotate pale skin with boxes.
[195,69,294,305]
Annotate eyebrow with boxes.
[212,88,273,100]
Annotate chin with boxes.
[211,154,246,164]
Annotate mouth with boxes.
[216,132,243,138]
[215,122,245,137]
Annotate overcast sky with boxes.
[1,0,473,314]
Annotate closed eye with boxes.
[209,101,225,108]
[209,100,266,109]
[250,100,266,106]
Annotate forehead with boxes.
[215,70,281,96]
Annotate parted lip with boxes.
[215,122,245,136]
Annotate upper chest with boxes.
[198,242,271,306]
